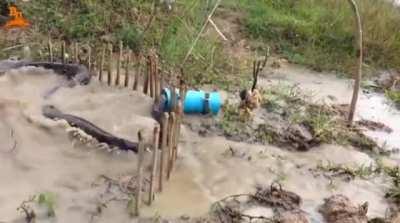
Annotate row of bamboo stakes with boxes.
[46,39,185,216]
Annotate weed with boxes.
[385,89,400,108]
[37,192,56,217]
[231,0,400,76]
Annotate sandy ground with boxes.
[1,64,399,223]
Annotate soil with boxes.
[319,194,368,223]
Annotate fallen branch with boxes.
[208,18,228,41]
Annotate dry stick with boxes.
[208,18,228,41]
[149,55,155,98]
[115,40,123,86]
[347,0,363,124]
[124,49,131,88]
[74,42,79,63]
[99,45,106,82]
[167,112,176,178]
[182,0,221,65]
[170,85,177,112]
[148,125,160,205]
[107,44,113,86]
[135,131,144,216]
[143,56,150,95]
[88,44,92,73]
[174,102,183,161]
[133,55,140,91]
[61,41,66,64]
[47,38,53,62]
[159,113,169,192]
[154,57,160,103]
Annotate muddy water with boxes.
[0,64,396,222]
[261,63,400,157]
[0,67,156,222]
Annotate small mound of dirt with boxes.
[252,183,302,211]
[319,194,368,223]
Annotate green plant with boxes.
[37,192,56,217]
[385,89,400,108]
[234,0,400,76]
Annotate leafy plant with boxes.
[37,192,56,217]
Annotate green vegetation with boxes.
[227,0,400,75]
[385,89,400,108]
[37,192,56,217]
[3,0,398,89]
[14,0,244,89]
[314,159,400,205]
[220,84,378,150]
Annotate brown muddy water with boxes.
[0,64,398,222]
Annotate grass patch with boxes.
[14,0,244,90]
[385,89,400,108]
[228,0,400,75]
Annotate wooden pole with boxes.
[174,102,183,160]
[159,113,169,192]
[107,44,113,86]
[99,45,105,82]
[347,0,363,124]
[115,40,123,86]
[61,41,66,64]
[124,49,131,88]
[135,131,144,216]
[149,56,155,98]
[143,56,150,95]
[170,85,177,112]
[167,112,176,180]
[47,38,53,62]
[88,44,92,73]
[74,42,79,63]
[148,125,160,205]
[133,55,140,91]
[154,56,160,102]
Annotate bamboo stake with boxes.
[135,131,144,216]
[148,125,160,205]
[69,43,75,63]
[133,55,140,91]
[167,112,176,179]
[88,44,92,73]
[159,112,169,191]
[347,0,363,124]
[170,85,177,112]
[61,41,66,64]
[124,49,131,88]
[107,44,113,86]
[74,42,79,63]
[115,40,123,86]
[154,55,160,102]
[143,56,150,95]
[99,45,105,82]
[47,38,53,62]
[149,56,155,98]
[174,102,183,161]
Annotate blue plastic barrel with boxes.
[162,88,180,111]
[162,88,221,115]
[184,90,221,115]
